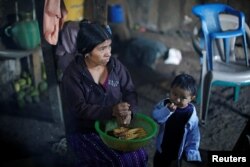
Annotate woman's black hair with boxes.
[76,19,112,55]
[171,73,197,96]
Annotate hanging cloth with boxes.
[43,0,67,45]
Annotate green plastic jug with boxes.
[5,20,41,50]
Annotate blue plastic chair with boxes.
[192,3,250,124]
[192,3,249,71]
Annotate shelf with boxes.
[0,46,42,86]
[0,47,40,60]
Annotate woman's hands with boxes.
[112,102,132,126]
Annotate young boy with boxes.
[152,73,201,167]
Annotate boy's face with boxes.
[169,86,195,108]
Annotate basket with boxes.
[95,113,158,152]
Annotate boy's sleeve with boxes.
[184,116,202,162]
[152,99,172,124]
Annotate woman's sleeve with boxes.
[118,62,138,113]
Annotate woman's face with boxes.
[87,39,112,66]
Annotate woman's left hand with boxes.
[112,102,132,126]
[121,114,131,126]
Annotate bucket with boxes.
[108,4,124,23]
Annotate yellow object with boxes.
[41,63,47,80]
[14,82,20,92]
[64,0,85,21]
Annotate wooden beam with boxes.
[93,0,108,25]
[84,0,94,21]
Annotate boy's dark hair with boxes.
[76,19,112,55]
[171,73,197,96]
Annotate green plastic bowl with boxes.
[95,113,158,152]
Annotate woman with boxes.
[60,20,148,167]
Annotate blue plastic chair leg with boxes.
[234,86,240,102]
[223,38,230,63]
[196,85,201,104]
[200,72,213,124]
[242,34,249,66]
[207,39,213,70]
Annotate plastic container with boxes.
[4,20,40,50]
[108,4,125,23]
[64,0,85,21]
[95,113,158,152]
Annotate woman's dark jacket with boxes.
[61,55,137,134]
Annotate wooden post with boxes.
[85,0,107,25]
[31,47,42,87]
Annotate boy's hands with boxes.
[166,101,177,112]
